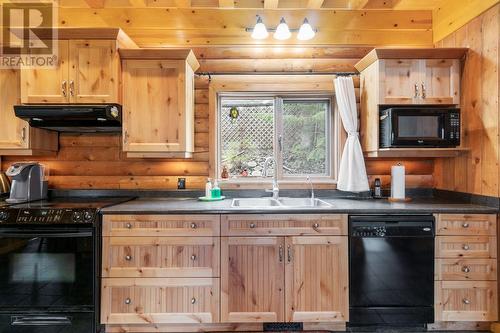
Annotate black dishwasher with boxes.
[349,215,435,326]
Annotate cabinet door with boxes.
[21,40,69,103]
[69,40,119,103]
[0,69,28,149]
[102,236,220,278]
[379,59,420,104]
[285,236,348,322]
[435,281,498,321]
[420,59,460,105]
[221,237,284,322]
[122,60,187,153]
[101,277,219,324]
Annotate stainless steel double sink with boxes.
[231,197,332,209]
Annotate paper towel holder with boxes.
[389,162,412,203]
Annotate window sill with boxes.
[217,178,337,190]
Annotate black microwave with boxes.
[379,107,460,148]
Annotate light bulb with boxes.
[297,18,315,41]
[251,16,269,40]
[273,17,291,40]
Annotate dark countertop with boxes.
[101,196,499,215]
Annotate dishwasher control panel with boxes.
[349,215,435,237]
[351,226,386,237]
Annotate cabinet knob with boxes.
[462,223,469,228]
[249,223,256,229]
[191,254,197,261]
[462,266,471,273]
[313,223,320,229]
[462,244,470,251]
[125,255,132,261]
[462,298,471,305]
[125,223,132,229]
[191,297,196,304]
[190,223,197,229]
[124,298,132,305]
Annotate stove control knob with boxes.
[0,211,9,221]
[83,211,93,221]
[72,212,83,222]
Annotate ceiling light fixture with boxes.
[297,18,315,41]
[251,15,269,40]
[273,17,291,40]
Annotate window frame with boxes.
[216,92,339,184]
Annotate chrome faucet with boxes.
[307,176,314,203]
[263,157,279,200]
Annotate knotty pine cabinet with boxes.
[101,214,348,332]
[220,215,349,324]
[21,40,120,104]
[120,49,200,158]
[0,69,57,155]
[434,214,498,322]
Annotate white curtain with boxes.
[334,76,369,192]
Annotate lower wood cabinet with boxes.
[435,281,498,322]
[221,237,285,322]
[285,236,348,322]
[102,236,220,278]
[101,277,220,324]
[220,235,348,323]
[434,214,498,323]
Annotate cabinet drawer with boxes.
[103,215,220,237]
[101,278,220,324]
[436,214,496,236]
[435,259,497,281]
[435,281,498,322]
[221,214,347,236]
[435,236,496,259]
[102,237,220,278]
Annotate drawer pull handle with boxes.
[287,245,292,263]
[313,223,320,229]
[462,223,469,228]
[190,223,197,229]
[191,297,196,304]
[191,254,197,261]
[462,266,471,273]
[125,255,132,261]
[462,244,470,250]
[125,223,132,229]
[249,223,256,228]
[124,298,131,305]
[279,245,283,262]
[463,298,471,305]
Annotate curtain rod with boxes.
[196,71,359,82]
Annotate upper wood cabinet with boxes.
[120,49,200,158]
[356,48,465,106]
[20,28,137,104]
[0,69,57,155]
[21,40,119,104]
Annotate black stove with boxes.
[0,197,131,225]
[0,196,132,333]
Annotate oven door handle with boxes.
[0,229,92,238]
[11,315,72,326]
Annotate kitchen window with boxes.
[217,94,338,183]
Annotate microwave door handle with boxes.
[441,128,445,139]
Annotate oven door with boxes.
[0,226,94,311]
[391,109,450,147]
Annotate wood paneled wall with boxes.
[433,4,499,198]
[1,47,434,190]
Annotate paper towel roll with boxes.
[391,164,405,200]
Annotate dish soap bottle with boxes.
[211,179,221,199]
[205,178,212,198]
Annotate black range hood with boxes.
[14,104,122,133]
